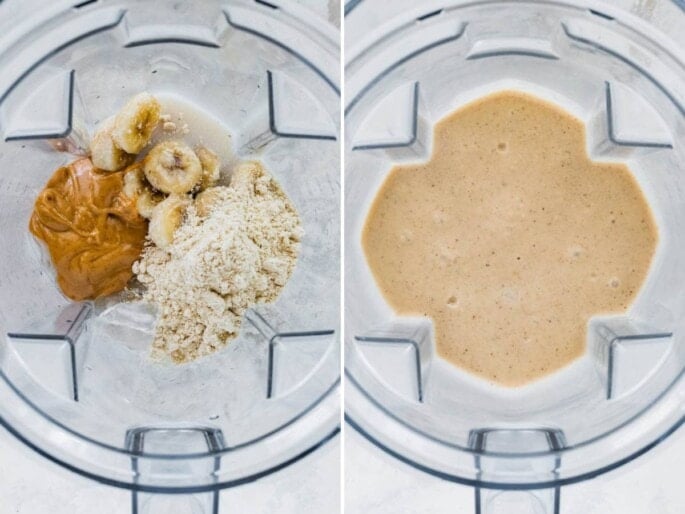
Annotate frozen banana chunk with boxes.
[123,163,164,219]
[148,194,190,249]
[144,141,203,194]
[196,145,221,190]
[229,160,265,193]
[91,117,134,171]
[111,92,161,154]
[136,190,165,219]
[122,163,146,198]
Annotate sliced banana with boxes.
[91,117,133,171]
[196,145,221,190]
[195,186,227,218]
[148,194,190,249]
[144,141,203,194]
[122,163,165,218]
[136,190,165,219]
[229,160,264,192]
[122,163,145,198]
[111,92,161,154]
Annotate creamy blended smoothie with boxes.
[362,91,657,386]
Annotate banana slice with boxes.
[122,163,145,198]
[196,145,221,190]
[111,92,161,154]
[123,163,165,219]
[137,190,165,219]
[195,186,228,218]
[144,141,203,194]
[91,117,133,171]
[148,194,190,249]
[229,160,264,192]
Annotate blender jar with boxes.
[0,0,340,512]
[345,1,684,512]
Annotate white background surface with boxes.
[0,431,340,514]
[345,427,685,514]
[343,1,684,514]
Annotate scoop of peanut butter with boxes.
[30,158,147,301]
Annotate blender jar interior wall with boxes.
[345,0,685,487]
[0,0,340,491]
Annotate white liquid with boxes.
[147,92,236,184]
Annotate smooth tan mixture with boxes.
[30,158,147,301]
[362,91,658,386]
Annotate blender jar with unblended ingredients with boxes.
[0,0,340,512]
[345,1,684,512]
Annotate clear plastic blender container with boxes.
[0,0,340,512]
[345,1,684,512]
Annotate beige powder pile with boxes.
[133,162,303,362]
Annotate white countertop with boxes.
[345,424,685,514]
[0,428,340,514]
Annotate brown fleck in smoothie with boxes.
[362,91,658,386]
